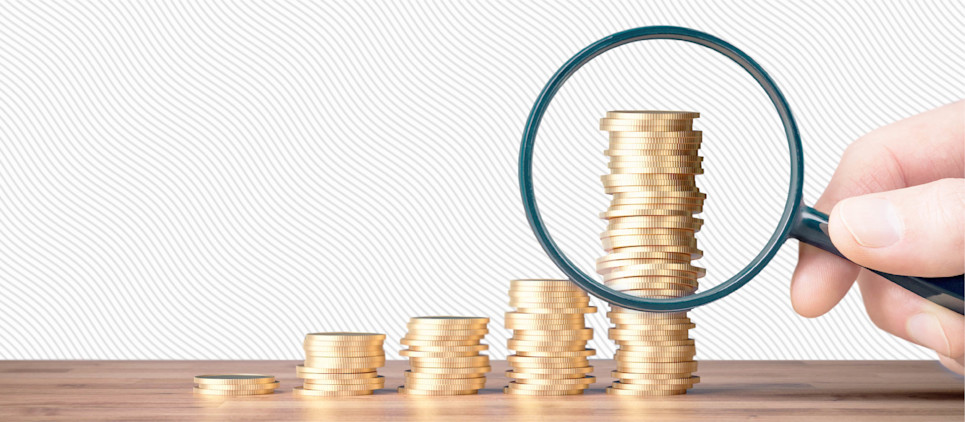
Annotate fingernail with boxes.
[907,313,951,355]
[838,197,903,248]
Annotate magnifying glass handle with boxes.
[790,205,964,315]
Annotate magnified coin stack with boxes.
[399,316,491,395]
[597,110,703,396]
[294,332,387,397]
[504,279,597,396]
[193,374,278,396]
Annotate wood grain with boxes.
[1,360,961,421]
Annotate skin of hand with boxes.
[791,100,964,374]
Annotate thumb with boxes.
[828,178,965,277]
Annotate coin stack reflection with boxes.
[399,316,491,395]
[295,332,386,397]
[504,279,597,395]
[597,111,703,396]
[193,374,278,396]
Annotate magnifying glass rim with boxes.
[519,25,805,312]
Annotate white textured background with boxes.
[1,0,962,360]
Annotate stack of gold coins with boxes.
[193,374,278,396]
[597,110,703,396]
[294,332,386,397]
[503,279,597,396]
[399,316,491,395]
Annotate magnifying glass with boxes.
[518,26,964,315]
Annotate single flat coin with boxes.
[506,381,590,391]
[302,381,385,391]
[505,366,593,375]
[193,387,275,396]
[303,356,385,367]
[509,299,591,308]
[293,386,373,397]
[508,355,591,364]
[408,356,489,366]
[503,386,585,395]
[600,118,693,131]
[605,110,700,120]
[507,341,589,351]
[512,307,597,315]
[405,328,489,336]
[504,370,589,380]
[304,332,385,343]
[406,366,492,375]
[398,386,478,395]
[302,376,385,385]
[401,338,483,347]
[303,350,384,358]
[409,316,490,325]
[515,349,596,358]
[508,376,595,386]
[505,312,585,320]
[194,375,275,385]
[605,387,687,396]
[400,350,482,358]
[508,361,590,369]
[618,375,700,386]
[297,370,380,380]
[615,361,698,372]
[611,370,695,380]
[198,381,281,391]
[403,379,487,389]
[296,364,378,374]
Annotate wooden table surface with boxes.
[1,360,961,421]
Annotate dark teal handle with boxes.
[791,205,964,315]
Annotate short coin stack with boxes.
[399,316,491,395]
[597,110,703,395]
[295,332,386,397]
[193,374,278,396]
[504,279,597,396]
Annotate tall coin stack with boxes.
[504,279,597,396]
[597,110,704,396]
[294,332,387,397]
[399,316,491,395]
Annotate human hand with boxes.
[791,101,964,374]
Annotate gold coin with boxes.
[302,381,385,391]
[611,322,696,331]
[511,334,593,342]
[406,365,491,375]
[406,323,488,333]
[198,381,281,391]
[603,172,695,183]
[611,380,696,390]
[409,356,490,368]
[398,386,478,395]
[608,154,703,163]
[505,320,586,330]
[610,332,692,342]
[409,316,490,325]
[406,344,489,353]
[605,387,687,396]
[509,375,596,386]
[193,374,275,385]
[509,361,589,369]
[296,364,379,374]
[507,366,593,375]
[503,386,585,395]
[303,356,385,367]
[400,350,482,358]
[510,279,580,287]
[608,167,704,176]
[612,319,694,328]
[616,340,695,348]
[597,258,693,273]
[505,311,586,320]
[598,252,697,264]
[400,338,482,347]
[506,381,589,391]
[607,218,703,230]
[605,110,700,120]
[600,118,693,131]
[509,292,588,300]
[509,299,591,308]
[513,306,597,315]
[404,378,487,389]
[405,328,489,336]
[402,335,486,342]
[608,262,704,276]
[605,185,700,195]
[615,361,698,372]
[293,386,373,397]
[608,307,688,316]
[618,375,700,386]
[611,370,695,380]
[604,267,700,279]
[302,376,385,385]
[601,209,695,219]
[605,148,700,157]
[303,349,384,358]
[504,370,589,380]
[512,327,593,337]
[304,332,385,343]
[515,349,596,358]
[508,355,591,364]
[193,387,274,396]
[297,370,380,380]
[507,341,588,351]
[616,350,696,361]
[607,130,702,140]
